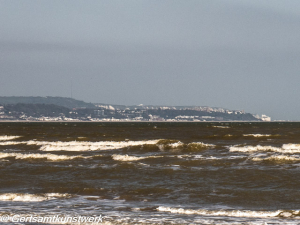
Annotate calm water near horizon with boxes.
[0,122,300,224]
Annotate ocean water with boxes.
[0,122,300,224]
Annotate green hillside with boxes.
[0,96,95,109]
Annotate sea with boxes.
[0,122,300,225]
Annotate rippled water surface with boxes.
[0,122,300,224]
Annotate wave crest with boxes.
[252,155,300,162]
[0,152,90,161]
[157,206,294,218]
[112,154,162,161]
[0,136,21,141]
[243,134,272,137]
[0,193,70,202]
[230,144,300,153]
[157,140,214,152]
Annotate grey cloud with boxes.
[1,1,300,120]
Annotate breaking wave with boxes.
[282,144,300,152]
[0,141,27,145]
[185,142,215,152]
[0,152,91,161]
[157,140,215,152]
[252,155,300,162]
[156,140,184,151]
[39,140,160,151]
[157,206,300,218]
[0,193,70,202]
[0,139,215,153]
[230,144,300,153]
[0,140,160,151]
[243,134,271,137]
[0,135,21,141]
[112,154,162,161]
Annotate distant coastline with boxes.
[0,96,271,122]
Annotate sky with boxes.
[1,0,300,121]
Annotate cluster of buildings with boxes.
[0,104,271,122]
[254,114,272,122]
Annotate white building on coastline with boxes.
[261,114,271,121]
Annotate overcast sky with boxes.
[1,0,300,120]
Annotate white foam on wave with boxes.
[112,154,162,161]
[0,135,21,141]
[190,142,215,147]
[230,145,282,153]
[177,154,199,159]
[0,152,90,161]
[282,144,300,151]
[157,141,183,151]
[230,144,300,153]
[0,139,216,153]
[252,155,300,162]
[39,140,161,151]
[158,141,215,152]
[0,140,160,151]
[157,206,288,218]
[243,134,271,137]
[169,142,183,148]
[0,193,70,202]
[0,141,27,145]
[177,155,221,160]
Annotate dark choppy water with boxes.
[0,122,300,224]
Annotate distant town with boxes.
[0,96,271,122]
